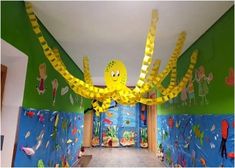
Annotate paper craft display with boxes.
[36,63,47,95]
[14,107,84,167]
[157,114,234,167]
[25,2,198,115]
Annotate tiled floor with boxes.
[85,147,165,167]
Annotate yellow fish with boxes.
[106,111,113,118]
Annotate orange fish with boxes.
[228,152,235,159]
[26,111,35,118]
[200,157,206,167]
[72,127,78,135]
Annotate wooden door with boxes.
[1,64,7,107]
[147,91,157,154]
[83,111,93,147]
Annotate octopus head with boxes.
[104,60,127,90]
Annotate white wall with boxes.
[1,39,28,167]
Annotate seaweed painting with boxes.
[140,128,148,148]
[102,126,119,147]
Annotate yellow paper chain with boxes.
[25,2,198,113]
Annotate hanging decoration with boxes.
[25,2,198,115]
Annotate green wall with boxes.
[158,6,234,115]
[1,1,91,112]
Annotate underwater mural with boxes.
[157,114,234,167]
[91,101,147,148]
[14,107,84,167]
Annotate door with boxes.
[83,111,93,147]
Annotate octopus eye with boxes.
[111,71,115,77]
[116,70,120,77]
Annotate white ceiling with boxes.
[31,1,233,86]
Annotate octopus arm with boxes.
[133,10,158,93]
[25,2,111,101]
[140,51,197,105]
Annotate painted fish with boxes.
[210,124,215,132]
[46,140,50,148]
[26,111,35,118]
[228,152,235,159]
[176,121,181,128]
[25,131,31,139]
[103,118,113,125]
[38,114,45,123]
[200,157,206,167]
[34,130,44,151]
[67,139,72,144]
[72,127,78,135]
[141,112,145,121]
[106,111,113,118]
[168,117,174,128]
[22,146,35,156]
[210,142,215,149]
[75,138,78,143]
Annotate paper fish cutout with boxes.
[168,117,174,128]
[22,146,35,156]
[103,118,113,125]
[200,157,206,167]
[176,121,181,128]
[225,68,234,86]
[67,139,72,144]
[228,152,235,159]
[38,114,45,123]
[34,130,44,151]
[106,111,113,118]
[46,140,50,148]
[36,63,47,95]
[72,127,78,135]
[210,124,215,132]
[61,86,69,95]
[26,111,35,118]
[70,94,74,105]
[25,131,31,139]
[210,142,215,149]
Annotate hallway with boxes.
[85,148,165,167]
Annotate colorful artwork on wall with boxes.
[13,107,84,167]
[157,114,234,167]
[91,102,147,148]
[36,63,47,95]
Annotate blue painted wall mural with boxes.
[156,6,234,168]
[157,115,234,167]
[14,107,84,167]
[91,102,148,148]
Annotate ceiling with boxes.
[31,1,233,86]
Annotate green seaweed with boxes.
[140,128,148,143]
[106,126,118,138]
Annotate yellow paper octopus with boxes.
[25,2,198,115]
